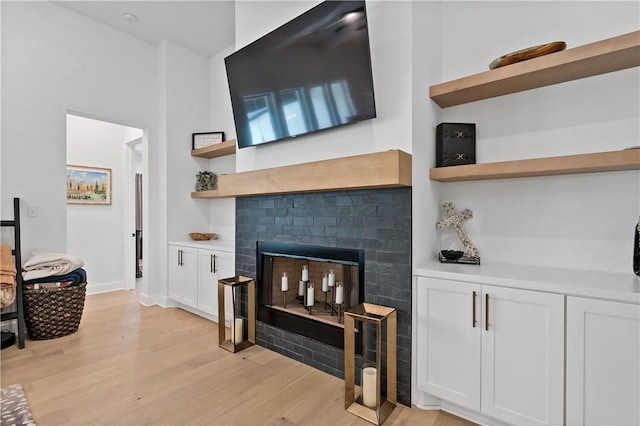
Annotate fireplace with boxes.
[235,187,412,405]
[257,241,364,350]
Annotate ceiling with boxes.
[54,1,236,57]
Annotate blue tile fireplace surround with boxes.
[235,187,412,406]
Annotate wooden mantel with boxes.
[191,150,412,199]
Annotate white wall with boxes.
[232,1,414,173]
[1,2,162,300]
[66,114,141,294]
[162,41,211,243]
[411,1,444,270]
[208,46,237,241]
[210,46,236,141]
[410,0,444,410]
[435,1,639,273]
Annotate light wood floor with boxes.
[1,290,475,425]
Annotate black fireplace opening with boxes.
[257,241,364,350]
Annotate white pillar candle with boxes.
[281,272,289,291]
[232,318,243,344]
[322,274,328,292]
[298,280,305,296]
[328,269,335,287]
[302,265,309,281]
[362,367,377,408]
[335,284,344,304]
[306,284,315,306]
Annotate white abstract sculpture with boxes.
[436,202,479,258]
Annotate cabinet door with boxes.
[197,249,235,318]
[416,277,481,411]
[168,246,184,302]
[566,297,640,426]
[481,286,564,425]
[180,247,198,308]
[167,245,197,308]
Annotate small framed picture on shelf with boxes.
[192,132,224,150]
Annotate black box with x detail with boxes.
[435,122,476,167]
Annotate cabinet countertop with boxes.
[169,240,235,252]
[415,261,640,304]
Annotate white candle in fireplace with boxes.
[306,283,314,306]
[362,367,377,408]
[232,317,243,344]
[281,272,288,291]
[328,269,335,287]
[298,280,305,296]
[322,274,328,292]
[302,265,309,281]
[335,283,344,304]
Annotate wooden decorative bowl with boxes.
[489,41,567,69]
[189,233,216,241]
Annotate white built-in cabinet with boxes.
[417,278,480,409]
[416,276,564,425]
[481,285,564,425]
[196,248,234,317]
[168,243,235,321]
[566,297,640,426]
[418,30,640,426]
[168,245,198,308]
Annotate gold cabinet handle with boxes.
[472,291,477,328]
[485,293,489,331]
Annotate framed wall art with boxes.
[192,131,224,150]
[66,165,112,205]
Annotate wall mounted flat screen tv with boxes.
[225,1,376,149]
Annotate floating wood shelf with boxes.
[191,150,412,199]
[191,189,219,198]
[429,150,640,182]
[430,30,640,108]
[191,139,236,159]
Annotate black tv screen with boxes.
[225,1,376,149]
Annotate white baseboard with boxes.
[413,390,507,426]
[138,293,168,307]
[164,300,218,323]
[413,389,441,409]
[440,400,508,426]
[136,294,217,327]
[85,281,124,295]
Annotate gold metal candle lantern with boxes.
[344,303,397,425]
[218,276,255,353]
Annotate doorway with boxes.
[66,113,145,294]
[128,139,144,281]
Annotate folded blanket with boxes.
[22,251,84,281]
[24,268,87,286]
[0,272,15,288]
[1,245,17,307]
[1,244,16,278]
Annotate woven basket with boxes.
[23,283,87,340]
